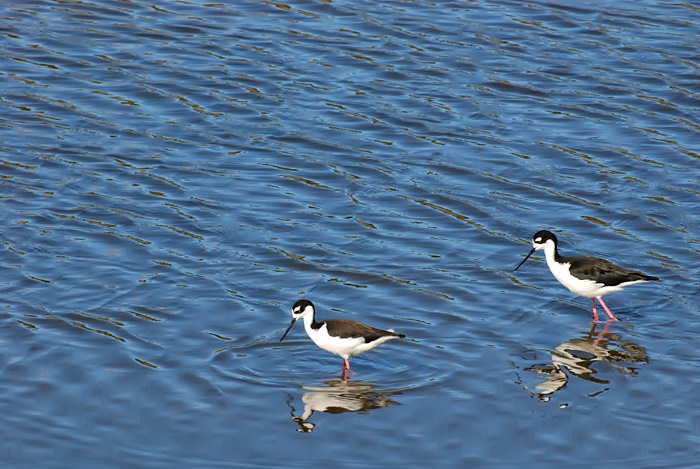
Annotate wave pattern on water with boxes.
[1,0,699,466]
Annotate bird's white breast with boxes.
[546,257,642,298]
[304,320,398,359]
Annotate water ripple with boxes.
[2,0,699,466]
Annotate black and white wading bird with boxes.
[280,299,405,375]
[514,230,660,322]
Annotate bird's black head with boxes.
[280,299,315,342]
[532,230,557,247]
[514,229,558,272]
[292,299,314,318]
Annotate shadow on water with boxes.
[520,320,649,403]
[285,379,402,433]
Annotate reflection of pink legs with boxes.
[589,319,613,345]
[596,297,619,321]
[591,299,599,323]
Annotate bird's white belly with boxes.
[306,323,390,358]
[548,260,619,298]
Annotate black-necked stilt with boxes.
[280,299,405,374]
[514,230,660,322]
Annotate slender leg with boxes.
[342,357,351,371]
[596,297,618,321]
[591,298,599,323]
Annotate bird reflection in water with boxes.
[523,321,648,402]
[286,379,401,432]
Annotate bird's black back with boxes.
[565,255,660,286]
[320,319,405,343]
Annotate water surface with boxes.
[1,0,699,467]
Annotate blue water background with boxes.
[1,0,699,467]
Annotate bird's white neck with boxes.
[302,311,320,334]
[542,240,560,268]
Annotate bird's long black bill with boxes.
[514,247,536,272]
[280,318,297,342]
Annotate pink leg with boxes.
[591,298,599,323]
[342,358,351,371]
[596,297,618,321]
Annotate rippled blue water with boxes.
[2,0,699,467]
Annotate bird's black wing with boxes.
[325,319,405,343]
[567,256,659,286]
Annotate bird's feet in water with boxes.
[592,297,619,322]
